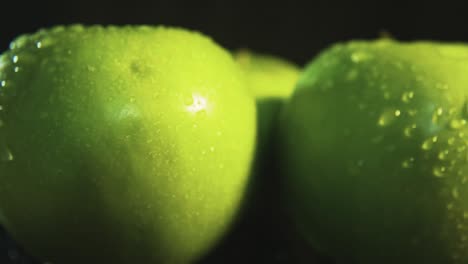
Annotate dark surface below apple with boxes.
[0,226,39,264]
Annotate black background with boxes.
[1,0,468,263]
[1,1,468,66]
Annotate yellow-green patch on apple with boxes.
[0,25,256,264]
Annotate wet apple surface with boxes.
[280,40,468,264]
[0,25,256,264]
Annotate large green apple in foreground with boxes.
[280,40,468,263]
[0,25,255,263]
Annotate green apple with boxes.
[280,40,468,263]
[0,25,256,264]
[235,50,299,149]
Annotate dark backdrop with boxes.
[1,0,467,263]
[1,1,468,66]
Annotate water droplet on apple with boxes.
[401,157,415,169]
[452,187,460,199]
[436,82,449,90]
[401,91,414,103]
[403,124,417,137]
[448,137,456,145]
[449,160,457,167]
[408,109,417,116]
[11,55,18,64]
[39,37,54,49]
[69,24,85,32]
[1,148,14,162]
[348,159,365,175]
[377,108,400,127]
[0,80,5,87]
[421,136,438,150]
[432,107,444,124]
[433,165,446,177]
[350,51,371,63]
[346,69,359,81]
[438,150,450,160]
[13,66,19,73]
[383,91,391,99]
[51,25,65,34]
[10,34,31,50]
[450,119,467,130]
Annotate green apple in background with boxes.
[198,51,299,264]
[199,51,301,264]
[0,25,255,264]
[234,50,299,149]
[280,40,468,264]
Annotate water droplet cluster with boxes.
[289,40,468,262]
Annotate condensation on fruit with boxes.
[1,147,14,162]
[401,157,415,169]
[377,108,400,127]
[421,136,438,150]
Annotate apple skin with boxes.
[279,40,468,264]
[0,25,256,264]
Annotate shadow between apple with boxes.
[198,98,334,264]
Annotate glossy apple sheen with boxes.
[0,25,255,264]
[280,40,468,264]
